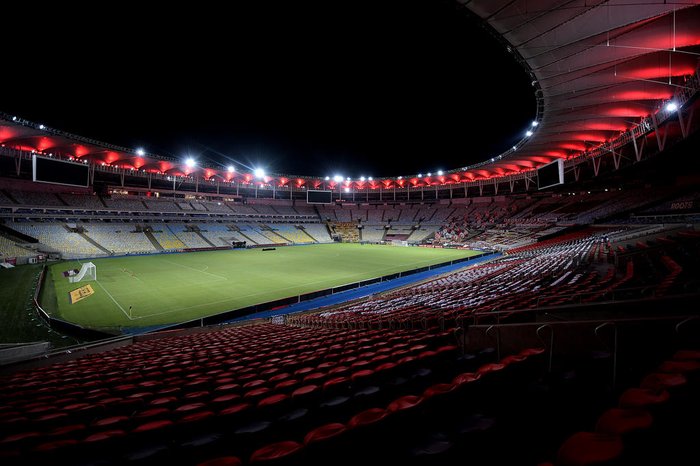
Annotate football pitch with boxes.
[42,244,479,330]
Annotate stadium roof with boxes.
[1,2,699,190]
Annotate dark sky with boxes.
[2,1,534,179]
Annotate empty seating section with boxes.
[228,205,258,215]
[11,224,104,258]
[11,191,64,206]
[59,194,105,209]
[361,227,385,242]
[270,225,315,243]
[407,225,440,242]
[271,205,297,216]
[198,224,242,247]
[166,224,212,249]
[81,224,157,254]
[0,190,16,205]
[290,233,627,328]
[0,323,463,464]
[332,223,360,242]
[202,202,233,213]
[150,224,186,250]
[143,200,179,212]
[237,225,273,245]
[249,204,276,215]
[177,202,194,211]
[103,197,148,210]
[301,224,333,243]
[366,208,384,223]
[293,205,317,216]
[0,236,34,258]
[191,202,208,211]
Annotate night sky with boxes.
[2,1,534,179]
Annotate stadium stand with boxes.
[0,236,34,259]
[10,223,105,258]
[59,194,105,209]
[166,224,212,249]
[10,191,64,207]
[102,197,148,211]
[81,224,157,255]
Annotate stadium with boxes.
[1,2,700,465]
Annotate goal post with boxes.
[69,262,97,283]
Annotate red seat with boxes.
[387,395,424,413]
[292,385,320,399]
[557,432,623,466]
[33,439,78,452]
[452,372,481,386]
[92,416,129,429]
[219,402,252,417]
[618,388,669,408]
[250,440,303,463]
[639,373,687,390]
[83,429,126,444]
[595,408,652,435]
[657,360,700,374]
[197,456,242,466]
[304,423,347,445]
[348,408,388,428]
[423,383,457,399]
[132,419,174,433]
[258,394,289,408]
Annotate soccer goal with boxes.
[69,262,97,283]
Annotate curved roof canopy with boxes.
[1,1,699,190]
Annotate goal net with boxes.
[69,262,97,283]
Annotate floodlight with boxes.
[136,148,145,156]
[437,170,443,176]
[333,175,343,182]
[360,176,366,181]
[227,165,235,173]
[666,102,678,112]
[526,130,533,137]
[185,157,196,168]
[531,121,539,127]
[254,168,265,179]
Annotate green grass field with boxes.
[43,244,478,330]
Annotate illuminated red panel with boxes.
[556,142,588,151]
[312,180,322,188]
[614,90,673,101]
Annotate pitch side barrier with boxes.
[160,251,497,332]
[33,266,116,341]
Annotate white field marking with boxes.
[93,279,133,320]
[160,258,228,280]
[127,255,468,320]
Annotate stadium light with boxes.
[368,176,373,181]
[325,176,330,181]
[512,146,517,150]
[346,177,350,181]
[333,175,343,182]
[360,176,366,182]
[344,187,350,193]
[254,168,265,179]
[398,176,402,180]
[185,157,196,168]
[136,148,145,157]
[418,173,422,178]
[437,170,443,176]
[531,121,539,127]
[39,124,45,130]
[666,101,678,112]
[427,172,432,177]
[525,130,534,137]
[227,165,235,173]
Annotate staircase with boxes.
[195,231,216,247]
[78,232,111,255]
[143,230,164,251]
[296,226,318,243]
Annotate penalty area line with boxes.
[94,280,133,321]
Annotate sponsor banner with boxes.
[69,284,95,304]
